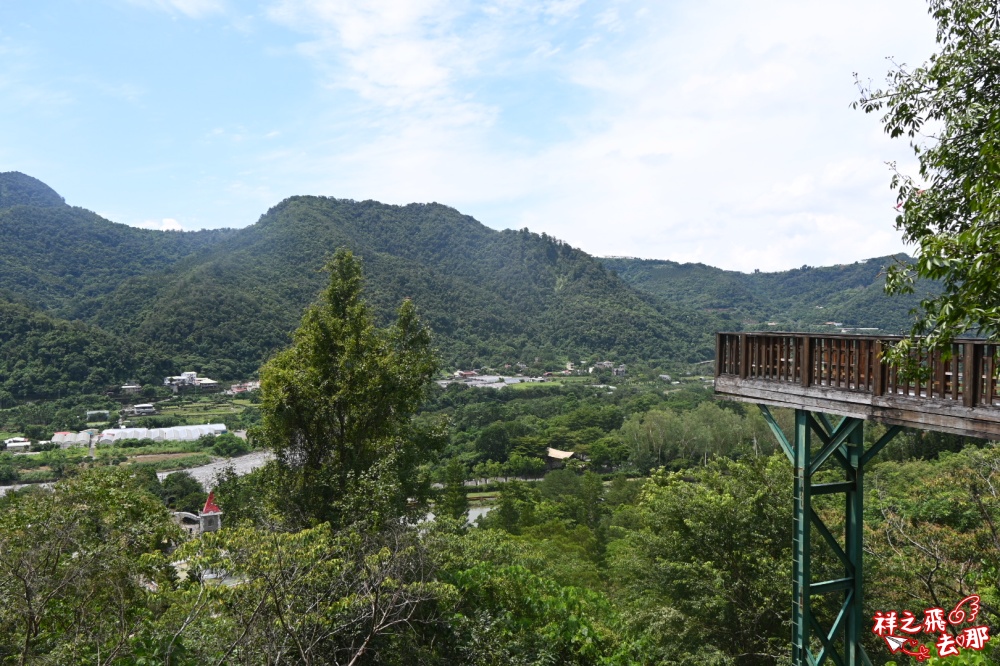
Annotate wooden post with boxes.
[740,334,749,379]
[964,342,981,408]
[715,334,723,377]
[801,335,812,388]
[873,341,885,397]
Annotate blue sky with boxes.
[0,0,938,270]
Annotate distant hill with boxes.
[0,171,66,209]
[600,256,937,334]
[0,178,721,398]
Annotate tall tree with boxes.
[437,458,469,521]
[856,0,1000,364]
[256,249,438,528]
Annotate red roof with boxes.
[202,491,222,514]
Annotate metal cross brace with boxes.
[758,406,901,666]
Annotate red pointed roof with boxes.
[201,491,222,515]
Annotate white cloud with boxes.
[134,218,185,231]
[249,0,938,271]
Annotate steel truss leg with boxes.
[759,406,901,666]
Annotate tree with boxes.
[163,523,445,666]
[605,456,793,663]
[211,432,249,458]
[255,249,439,528]
[855,0,1000,364]
[437,458,469,521]
[160,471,207,514]
[0,468,179,664]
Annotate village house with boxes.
[3,437,30,452]
[164,371,220,393]
[172,492,224,537]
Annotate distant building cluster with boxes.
[590,361,626,376]
[437,373,547,390]
[164,371,219,393]
[224,380,260,395]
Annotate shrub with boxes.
[212,433,249,458]
[0,465,19,484]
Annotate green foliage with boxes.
[163,522,450,665]
[606,456,794,663]
[159,471,207,514]
[210,432,249,457]
[0,171,64,208]
[257,249,439,528]
[438,458,469,521]
[855,0,1000,361]
[0,464,19,483]
[0,299,140,400]
[603,254,934,334]
[0,467,179,664]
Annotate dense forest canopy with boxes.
[601,255,938,333]
[0,171,65,208]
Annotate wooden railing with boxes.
[716,333,1000,409]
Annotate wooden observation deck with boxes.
[715,332,1000,665]
[715,332,1000,440]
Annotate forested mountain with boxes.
[0,173,719,397]
[0,172,65,208]
[97,196,719,378]
[601,255,938,333]
[1,171,941,401]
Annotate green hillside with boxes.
[601,256,937,334]
[0,171,65,208]
[0,179,720,398]
[0,298,145,402]
[100,197,719,377]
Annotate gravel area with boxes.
[0,482,51,496]
[0,451,274,496]
[157,450,274,490]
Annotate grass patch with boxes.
[18,470,56,484]
[128,453,213,472]
[111,441,207,456]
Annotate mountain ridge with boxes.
[0,177,720,398]
[0,174,935,401]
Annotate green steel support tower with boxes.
[761,407,900,665]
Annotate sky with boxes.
[0,0,939,271]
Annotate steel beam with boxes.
[765,408,901,666]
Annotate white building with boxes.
[172,492,223,537]
[164,371,220,392]
[99,423,226,444]
[4,437,30,452]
